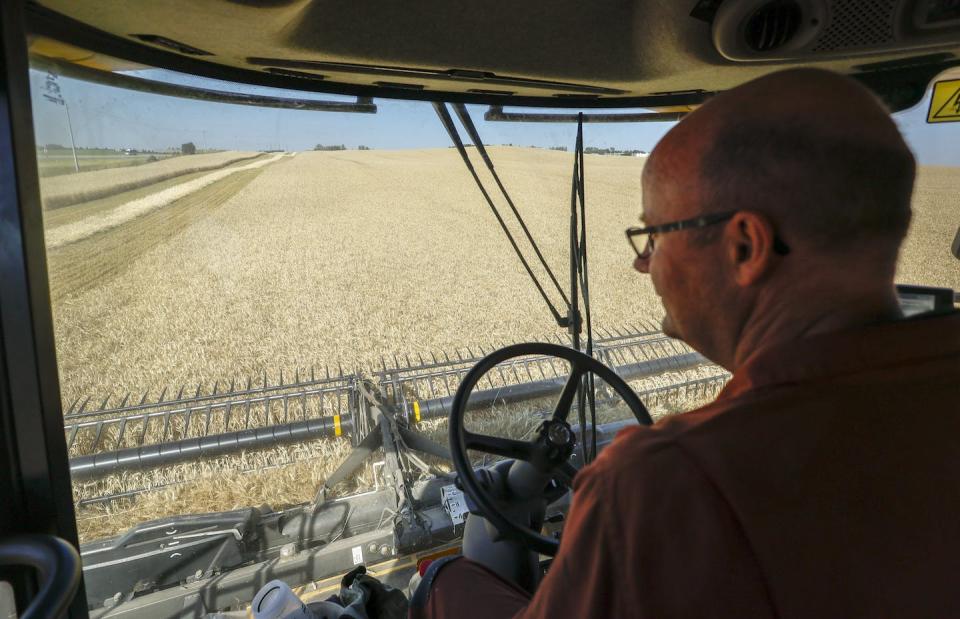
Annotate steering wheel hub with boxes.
[545,420,573,447]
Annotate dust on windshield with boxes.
[30,64,960,544]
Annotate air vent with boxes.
[265,68,326,81]
[811,0,896,52]
[744,0,802,51]
[131,34,212,56]
[466,89,516,96]
[373,81,425,90]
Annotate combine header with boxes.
[65,323,727,505]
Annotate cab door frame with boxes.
[0,0,88,615]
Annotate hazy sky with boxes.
[29,67,960,166]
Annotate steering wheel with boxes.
[449,342,653,556]
[0,534,81,619]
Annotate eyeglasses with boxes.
[625,211,791,259]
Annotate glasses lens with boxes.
[629,231,652,258]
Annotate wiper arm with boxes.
[433,102,572,328]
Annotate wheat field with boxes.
[41,147,959,541]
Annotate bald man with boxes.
[412,69,960,618]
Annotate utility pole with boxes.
[43,71,80,173]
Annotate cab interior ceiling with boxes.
[25,0,960,111]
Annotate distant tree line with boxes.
[37,142,229,156]
[313,144,372,151]
[584,146,648,156]
[484,144,646,156]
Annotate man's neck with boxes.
[730,287,904,372]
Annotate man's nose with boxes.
[633,255,650,274]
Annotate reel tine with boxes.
[99,393,111,411]
[119,392,130,408]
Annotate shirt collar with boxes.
[717,311,960,400]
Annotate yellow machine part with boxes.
[28,36,147,72]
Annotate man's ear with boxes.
[725,211,779,286]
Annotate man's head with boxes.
[636,68,915,369]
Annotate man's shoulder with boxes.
[597,405,723,462]
[575,405,726,492]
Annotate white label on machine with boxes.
[352,545,363,565]
[441,484,469,525]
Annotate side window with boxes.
[892,67,960,294]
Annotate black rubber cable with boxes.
[569,118,589,466]
[451,103,571,310]
[574,116,598,461]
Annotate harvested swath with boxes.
[46,166,269,301]
[40,150,262,209]
[45,153,288,249]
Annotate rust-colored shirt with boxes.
[421,312,960,618]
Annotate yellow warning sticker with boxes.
[333,414,342,436]
[413,400,421,423]
[927,79,960,123]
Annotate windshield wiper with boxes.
[433,102,572,328]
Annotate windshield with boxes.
[28,58,960,554]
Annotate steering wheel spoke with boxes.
[552,369,585,422]
[465,431,535,461]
